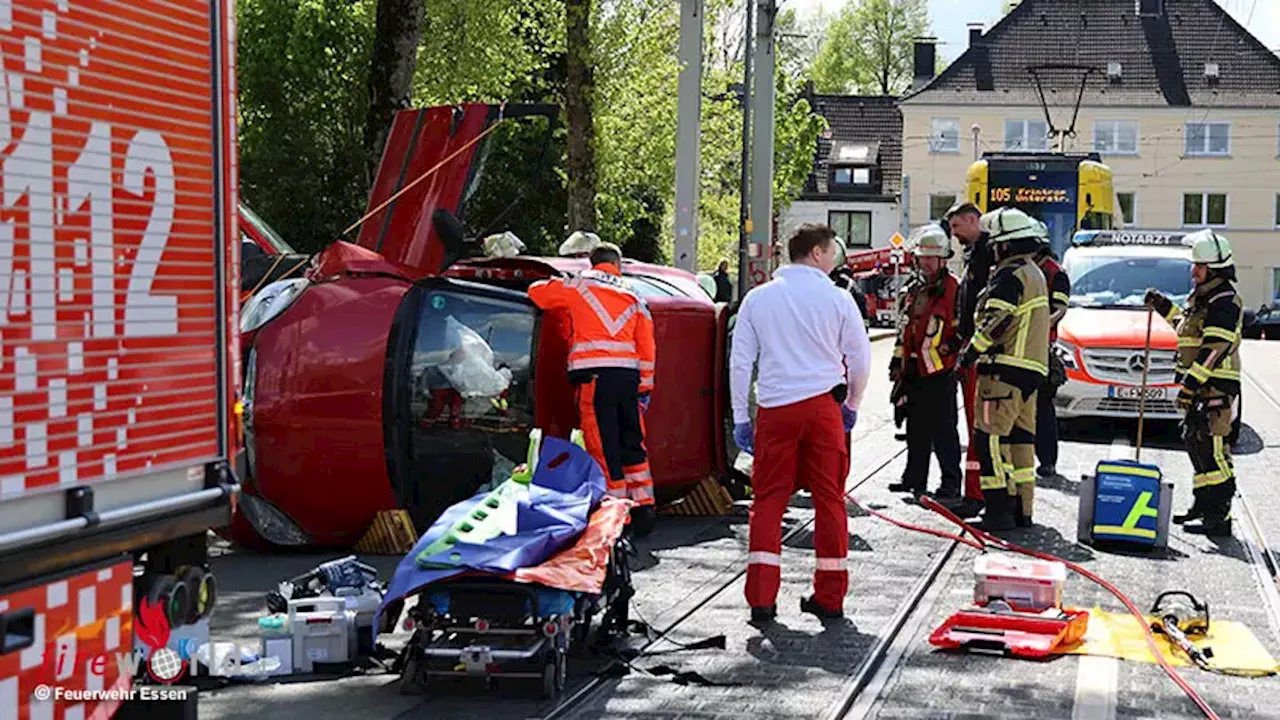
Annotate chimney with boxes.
[913,37,937,90]
[968,23,984,47]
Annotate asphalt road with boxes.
[196,336,1280,720]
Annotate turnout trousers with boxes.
[902,372,962,495]
[959,366,985,502]
[974,375,1038,524]
[746,393,850,612]
[1184,405,1236,526]
[574,368,654,506]
[1035,379,1059,471]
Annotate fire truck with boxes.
[845,247,913,327]
[0,1,241,717]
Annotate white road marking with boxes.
[1071,436,1128,720]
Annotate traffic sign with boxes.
[889,249,905,264]
[889,232,905,248]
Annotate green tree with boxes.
[810,0,929,95]
[365,0,426,182]
[237,0,374,252]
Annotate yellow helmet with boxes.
[980,207,1041,243]
[558,230,601,257]
[908,224,953,258]
[1186,229,1234,269]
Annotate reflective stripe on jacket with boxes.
[894,270,960,376]
[528,263,657,392]
[1166,276,1243,400]
[970,249,1051,397]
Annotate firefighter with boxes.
[887,225,963,499]
[528,242,658,535]
[731,222,870,623]
[1143,230,1243,537]
[941,202,992,519]
[956,207,1051,531]
[830,236,870,320]
[1032,222,1071,478]
[558,230,602,258]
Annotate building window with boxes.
[834,168,852,185]
[1117,192,1137,225]
[853,168,871,185]
[1185,122,1230,156]
[1094,120,1139,155]
[929,194,957,222]
[1182,193,1227,227]
[1005,119,1048,151]
[930,118,960,154]
[830,210,872,248]
[1275,194,1280,227]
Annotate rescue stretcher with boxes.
[396,527,633,698]
[378,430,636,699]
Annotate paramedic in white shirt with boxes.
[730,222,871,625]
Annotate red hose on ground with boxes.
[848,493,1220,720]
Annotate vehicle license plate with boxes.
[1109,385,1167,400]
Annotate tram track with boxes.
[537,440,914,720]
[1235,371,1280,644]
[541,365,1280,720]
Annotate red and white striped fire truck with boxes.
[844,247,913,327]
[0,1,241,717]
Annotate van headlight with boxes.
[1054,340,1078,370]
[241,278,308,333]
[242,348,257,477]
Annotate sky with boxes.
[786,0,1280,64]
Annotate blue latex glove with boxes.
[639,394,651,413]
[733,422,754,454]
[842,406,858,433]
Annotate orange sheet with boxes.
[507,497,634,594]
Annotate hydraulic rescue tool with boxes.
[1151,591,1214,670]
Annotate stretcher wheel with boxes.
[541,651,566,699]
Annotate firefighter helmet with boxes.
[908,224,953,258]
[1186,229,1234,269]
[980,207,1041,243]
[558,230,601,257]
[833,235,849,266]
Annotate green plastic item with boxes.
[416,428,584,568]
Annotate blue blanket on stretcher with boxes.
[377,435,607,625]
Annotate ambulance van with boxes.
[1054,230,1240,437]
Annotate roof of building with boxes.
[904,0,1280,108]
[802,94,903,200]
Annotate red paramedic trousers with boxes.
[959,366,983,502]
[745,393,850,612]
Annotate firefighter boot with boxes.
[937,494,984,520]
[1015,482,1035,528]
[978,490,1016,532]
[1186,483,1233,537]
[1174,487,1207,525]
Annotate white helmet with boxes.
[980,207,1041,244]
[1186,229,1234,269]
[833,236,849,266]
[908,224,953,258]
[558,230,601,257]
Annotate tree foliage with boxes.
[236,0,826,268]
[237,0,374,252]
[810,0,930,95]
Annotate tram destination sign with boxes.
[989,186,1072,205]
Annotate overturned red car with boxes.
[232,103,739,549]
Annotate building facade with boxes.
[900,0,1280,305]
[778,94,904,253]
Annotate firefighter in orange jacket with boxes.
[888,225,964,500]
[528,242,658,534]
